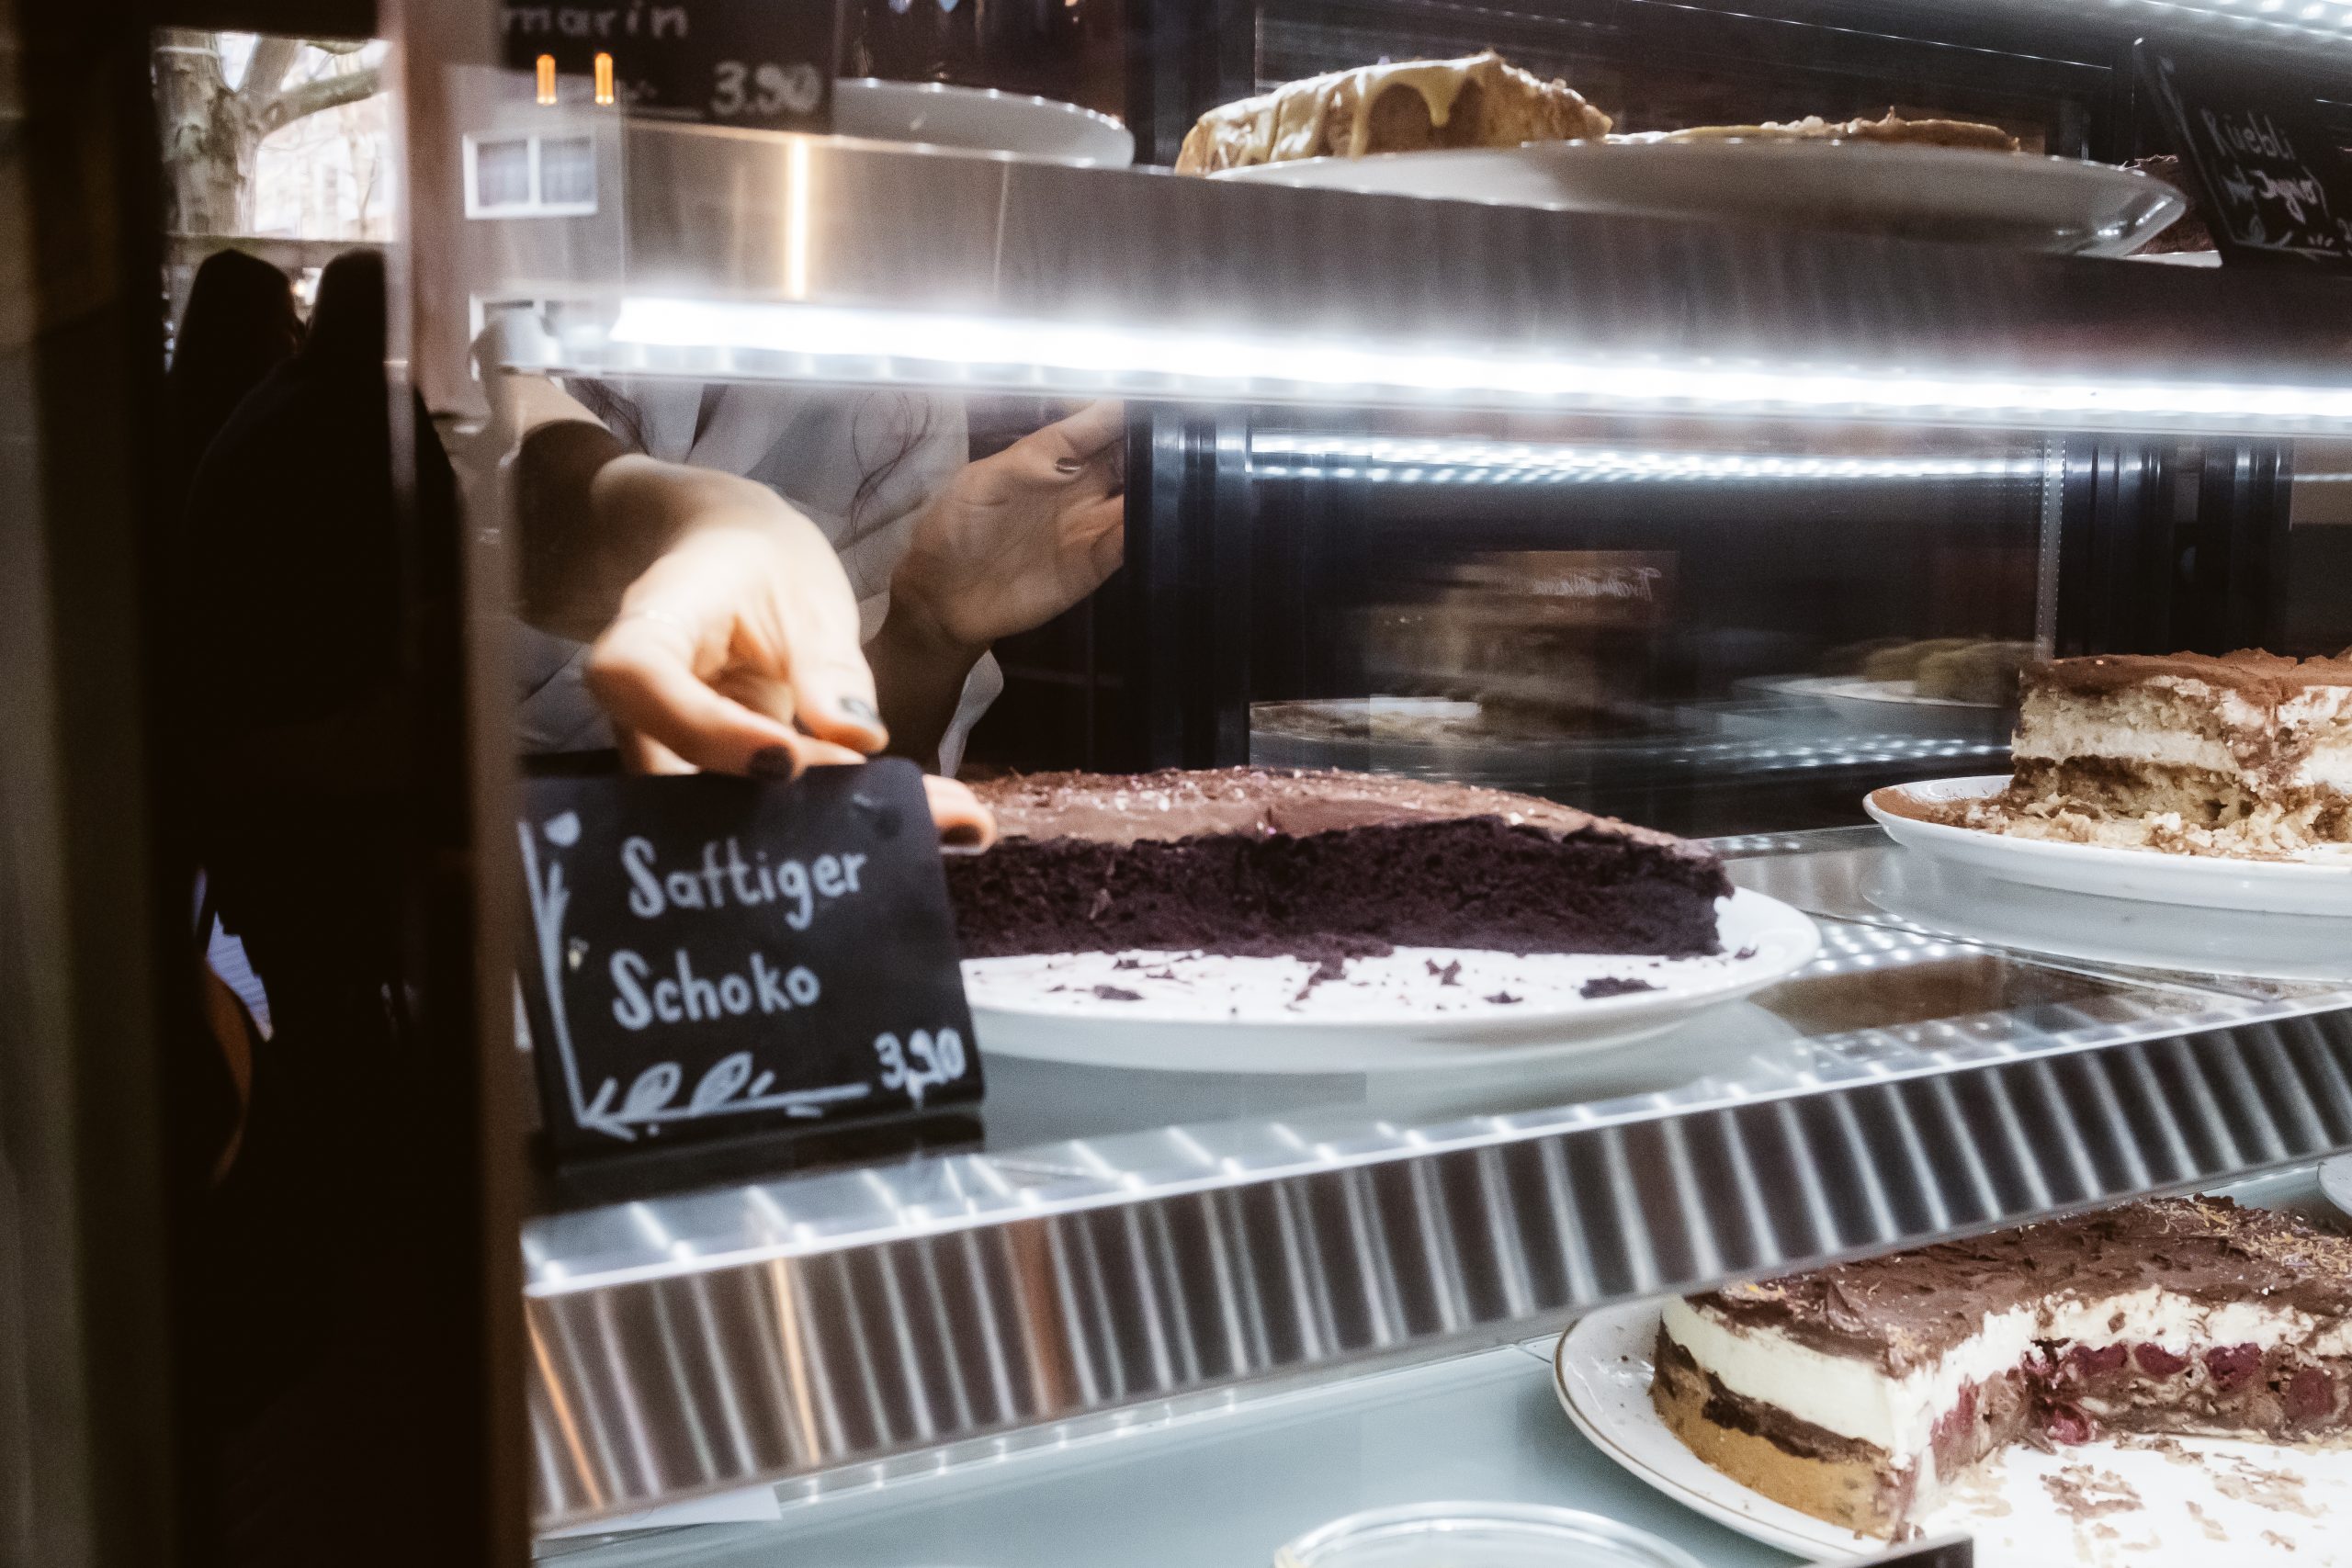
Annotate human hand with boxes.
[585,502,887,776]
[888,400,1126,654]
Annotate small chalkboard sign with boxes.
[500,0,836,130]
[2140,43,2352,267]
[515,760,980,1161]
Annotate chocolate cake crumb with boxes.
[2041,1464,2142,1522]
[2213,1456,2320,1518]
[1580,976,1659,999]
[2186,1501,2227,1542]
[2264,1530,2297,1553]
[1485,991,1522,1005]
[1091,985,1142,1002]
[1293,956,1348,1004]
[1735,945,1758,960]
[1113,956,1143,971]
[1426,959,1463,987]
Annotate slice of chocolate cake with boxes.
[1653,1198,2352,1539]
[944,768,1728,961]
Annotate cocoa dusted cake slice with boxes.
[1912,649,2352,859]
[944,768,1729,961]
[1653,1198,2352,1540]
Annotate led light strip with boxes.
[2078,0,2352,48]
[594,299,2352,435]
[1247,433,2045,484]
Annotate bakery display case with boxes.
[421,0,2352,1562]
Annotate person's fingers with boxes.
[795,735,870,769]
[1025,400,1125,468]
[616,723,697,776]
[923,775,997,851]
[588,614,812,776]
[781,638,888,754]
[1068,434,1126,500]
[1070,495,1125,586]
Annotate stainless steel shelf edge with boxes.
[481,127,2352,435]
[526,997,2352,1529]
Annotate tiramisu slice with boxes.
[1654,1199,2352,1539]
[1950,651,2352,858]
[944,768,1727,961]
[1174,52,1611,175]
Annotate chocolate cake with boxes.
[1173,52,1611,175]
[944,768,1728,961]
[1654,1198,2352,1539]
[1914,650,2352,859]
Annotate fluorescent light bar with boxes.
[1248,433,2045,484]
[2076,0,2352,47]
[591,299,2352,435]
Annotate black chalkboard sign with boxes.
[515,760,980,1159]
[500,0,836,130]
[2140,44,2352,267]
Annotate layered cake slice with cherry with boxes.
[1652,1197,2352,1539]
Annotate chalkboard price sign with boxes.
[2141,45,2352,267]
[516,761,981,1158]
[500,0,836,130]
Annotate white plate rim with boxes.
[1860,852,2352,981]
[1552,1304,1873,1558]
[964,888,1820,1074]
[831,77,1134,165]
[1811,676,2000,712]
[1215,141,2183,257]
[1867,774,2352,911]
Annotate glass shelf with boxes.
[475,126,2352,438]
[518,828,2352,1531]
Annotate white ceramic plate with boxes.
[1862,850,2352,982]
[831,78,1133,165]
[2325,1156,2352,1221]
[1812,678,2011,741]
[1217,141,2183,257]
[1868,775,2352,917]
[1555,1303,2352,1565]
[963,889,1818,1074]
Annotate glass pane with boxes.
[472,136,533,209]
[537,135,594,208]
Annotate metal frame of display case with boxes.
[475,54,2352,1535]
[520,829,2352,1529]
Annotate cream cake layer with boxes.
[1653,1199,2352,1538]
[1957,651,2352,857]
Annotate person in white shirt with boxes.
[495,372,1125,841]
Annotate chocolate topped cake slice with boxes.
[1917,649,2352,859]
[1653,1198,2352,1539]
[944,768,1728,961]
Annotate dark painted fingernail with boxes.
[748,746,796,778]
[837,695,880,724]
[940,821,986,848]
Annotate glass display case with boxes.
[446,1,2352,1559]
[56,0,2352,1562]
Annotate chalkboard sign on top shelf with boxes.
[2139,43,2352,268]
[515,761,981,1169]
[499,0,836,130]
